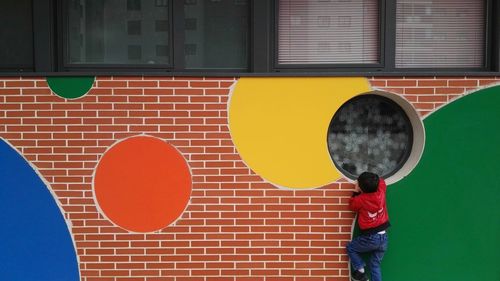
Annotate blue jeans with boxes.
[346,232,388,281]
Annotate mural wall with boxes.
[0,76,499,281]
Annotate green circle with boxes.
[47,76,95,99]
[350,86,500,281]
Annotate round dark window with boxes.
[327,94,413,179]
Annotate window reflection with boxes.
[67,0,169,65]
[184,0,249,69]
[0,0,33,69]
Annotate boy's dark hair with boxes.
[357,172,380,193]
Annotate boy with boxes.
[346,172,390,281]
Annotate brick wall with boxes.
[0,76,499,281]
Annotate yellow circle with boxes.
[228,77,371,189]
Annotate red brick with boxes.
[36,125,66,132]
[206,104,227,110]
[129,96,159,103]
[6,96,35,103]
[68,139,97,146]
[67,111,97,117]
[418,80,448,87]
[418,95,448,102]
[144,103,174,110]
[97,81,127,87]
[0,88,21,95]
[479,79,500,86]
[35,95,62,102]
[24,88,52,95]
[130,125,159,132]
[435,87,465,94]
[414,102,435,110]
[23,147,52,154]
[114,88,143,95]
[67,125,97,132]
[128,81,158,87]
[190,81,219,88]
[166,116,196,125]
[34,80,48,87]
[146,262,175,269]
[5,81,35,87]
[206,89,230,95]
[159,111,189,118]
[401,94,417,102]
[97,125,128,132]
[175,88,204,95]
[220,81,236,87]
[190,110,219,117]
[79,270,101,277]
[51,117,83,125]
[53,104,82,110]
[130,110,158,117]
[404,88,434,95]
[19,104,50,112]
[381,87,404,94]
[175,103,204,110]
[83,103,113,110]
[448,80,478,87]
[100,270,130,277]
[6,125,36,132]
[0,103,21,111]
[36,111,66,118]
[0,130,20,138]
[117,263,146,269]
[158,81,189,87]
[116,249,145,255]
[88,88,112,95]
[98,96,127,103]
[387,80,417,87]
[369,80,386,87]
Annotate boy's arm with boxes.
[349,194,363,211]
[349,182,363,211]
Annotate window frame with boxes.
[57,0,252,73]
[58,0,174,72]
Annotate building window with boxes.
[277,0,380,65]
[64,0,249,70]
[0,0,33,71]
[183,0,249,69]
[66,0,170,66]
[327,94,413,179]
[395,0,486,68]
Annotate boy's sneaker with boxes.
[351,270,369,281]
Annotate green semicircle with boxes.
[47,76,95,99]
[380,85,500,281]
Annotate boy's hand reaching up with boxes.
[353,181,361,193]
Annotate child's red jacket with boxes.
[349,178,390,234]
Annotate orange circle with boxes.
[94,136,191,232]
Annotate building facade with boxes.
[1,1,499,281]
